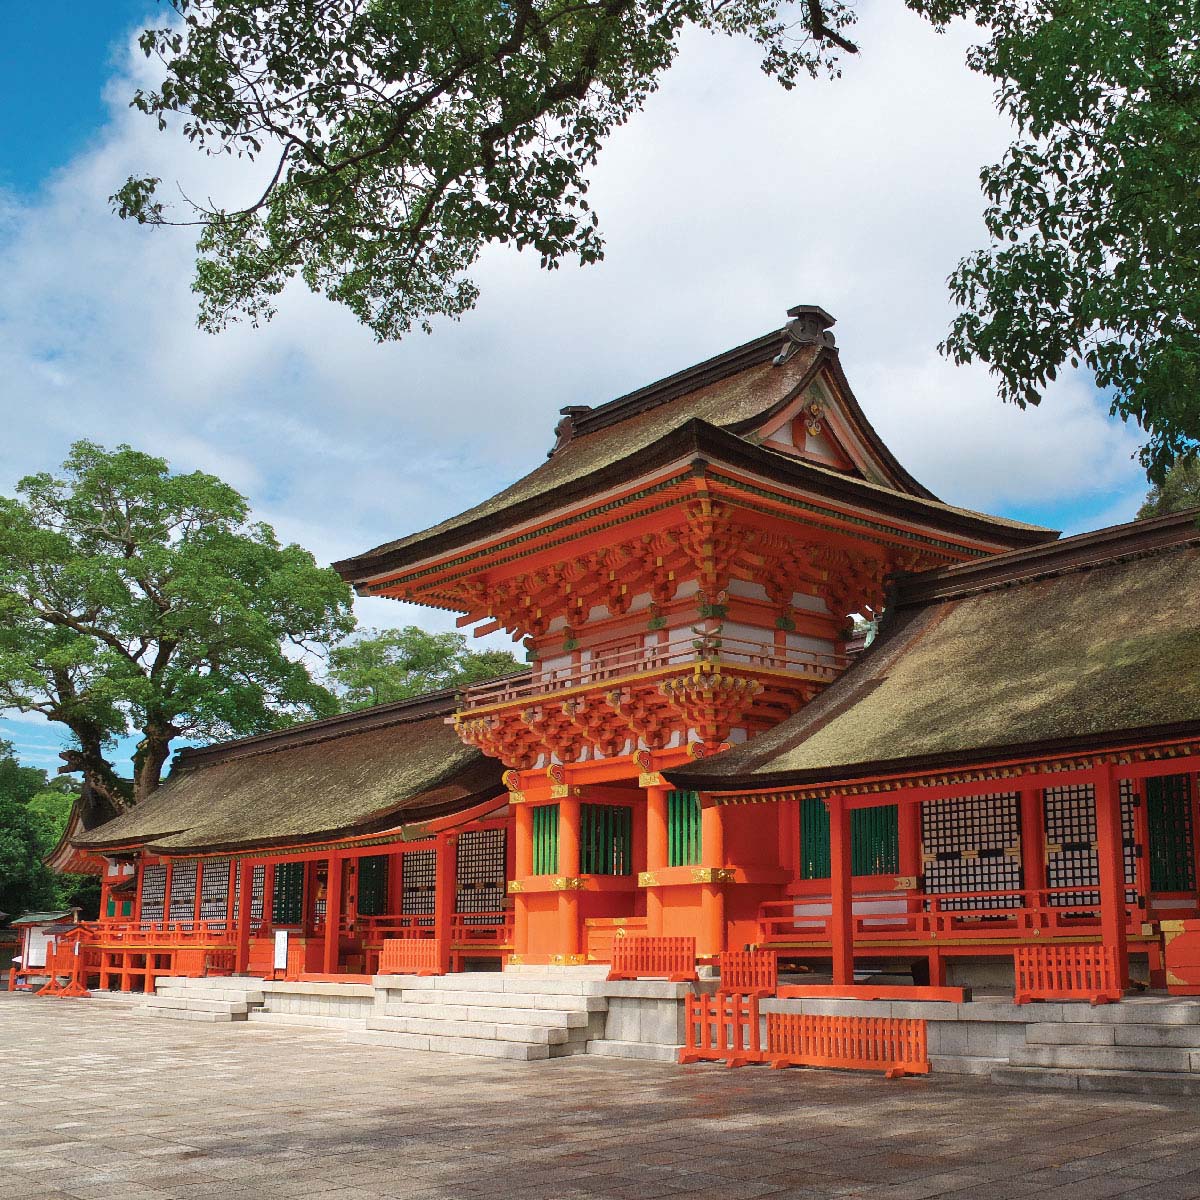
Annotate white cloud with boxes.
[0,3,1150,765]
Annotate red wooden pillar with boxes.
[192,859,204,931]
[263,861,276,930]
[513,803,532,957]
[699,799,726,958]
[235,859,253,974]
[434,834,457,973]
[225,859,237,936]
[1019,787,1046,903]
[162,858,174,931]
[645,785,668,935]
[132,857,144,926]
[778,798,798,879]
[1094,766,1130,988]
[323,854,343,974]
[557,795,582,960]
[827,796,854,986]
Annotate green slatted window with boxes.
[799,801,900,879]
[272,861,305,924]
[1147,775,1196,892]
[357,855,389,916]
[580,804,633,876]
[800,798,831,879]
[668,790,702,867]
[532,805,560,875]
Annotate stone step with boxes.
[379,973,607,997]
[930,1054,1006,1077]
[993,1065,1200,1096]
[154,976,265,991]
[144,995,250,1014]
[382,999,590,1027]
[586,1039,681,1064]
[1009,1043,1199,1072]
[346,1028,550,1060]
[156,988,265,1006]
[138,1006,246,1023]
[1026,1022,1200,1048]
[1054,1001,1200,1024]
[395,987,606,1012]
[366,1014,570,1045]
[247,1011,367,1030]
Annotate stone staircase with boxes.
[345,969,609,1061]
[140,975,266,1022]
[993,998,1200,1094]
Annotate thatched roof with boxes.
[73,690,506,855]
[671,510,1200,792]
[335,317,1052,585]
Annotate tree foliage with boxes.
[115,0,1200,480]
[328,626,523,709]
[1137,456,1200,518]
[0,742,95,921]
[0,442,355,808]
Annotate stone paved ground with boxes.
[6,994,1200,1200]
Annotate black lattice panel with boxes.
[1044,784,1098,906]
[168,860,198,926]
[457,829,507,925]
[140,863,166,925]
[402,849,436,925]
[231,863,266,923]
[1120,778,1140,903]
[199,859,231,928]
[922,793,1022,910]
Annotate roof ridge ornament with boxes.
[773,304,837,366]
[549,404,592,457]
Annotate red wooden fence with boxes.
[378,937,444,977]
[718,950,777,997]
[607,935,697,983]
[680,992,762,1068]
[765,1013,929,1077]
[1013,945,1121,1005]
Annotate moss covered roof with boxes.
[671,510,1200,791]
[73,691,505,855]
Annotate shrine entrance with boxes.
[1146,774,1197,896]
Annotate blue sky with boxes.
[0,3,1151,777]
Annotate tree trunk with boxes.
[59,733,131,814]
[132,724,178,805]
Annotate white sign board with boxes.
[273,929,289,972]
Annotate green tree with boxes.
[114,1,1200,480]
[1137,457,1200,519]
[328,626,522,710]
[0,441,355,809]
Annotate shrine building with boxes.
[34,304,1200,1077]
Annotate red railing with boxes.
[719,950,777,998]
[1014,945,1122,1005]
[759,885,1143,946]
[459,635,847,711]
[378,937,444,977]
[358,912,512,945]
[765,1013,930,1077]
[608,935,698,982]
[680,992,762,1068]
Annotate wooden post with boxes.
[699,799,726,957]
[263,861,276,929]
[645,785,668,935]
[558,795,582,959]
[132,857,143,926]
[1019,787,1046,902]
[828,796,854,986]
[513,803,532,957]
[225,859,237,936]
[162,858,174,931]
[1094,766,1130,988]
[434,834,457,973]
[778,798,797,879]
[235,859,253,974]
[323,854,343,975]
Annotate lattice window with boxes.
[198,859,231,928]
[922,793,1022,910]
[357,855,389,917]
[1147,774,1195,892]
[1043,783,1139,908]
[168,860,198,926]
[532,805,559,875]
[401,850,436,925]
[231,862,265,923]
[140,863,166,925]
[457,829,507,925]
[669,791,702,867]
[1120,778,1140,902]
[272,861,305,925]
[800,800,899,880]
[580,804,633,876]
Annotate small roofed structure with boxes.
[8,910,79,991]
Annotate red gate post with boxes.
[645,785,669,936]
[827,796,854,986]
[1095,765,1130,989]
[557,795,582,960]
[513,803,532,958]
[235,859,253,974]
[700,799,726,957]
[434,833,457,974]
[323,853,343,974]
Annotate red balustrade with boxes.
[718,950,777,998]
[608,935,698,983]
[378,937,444,977]
[765,1013,929,1077]
[680,992,761,1068]
[1013,945,1122,1005]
